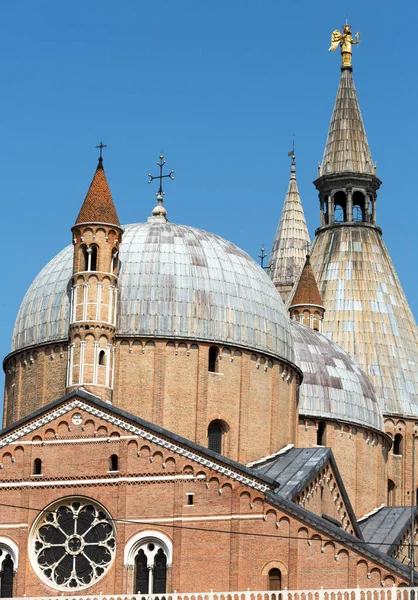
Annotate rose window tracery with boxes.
[31,499,116,590]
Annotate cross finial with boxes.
[258,245,267,269]
[95,141,107,168]
[148,154,175,197]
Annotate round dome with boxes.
[12,221,294,363]
[291,321,383,431]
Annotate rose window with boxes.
[31,499,116,590]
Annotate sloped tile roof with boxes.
[74,160,120,226]
[290,255,323,308]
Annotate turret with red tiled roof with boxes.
[289,252,325,332]
[69,148,123,403]
[74,155,120,227]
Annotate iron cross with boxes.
[95,141,107,159]
[148,154,175,196]
[258,246,267,269]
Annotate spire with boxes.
[289,251,324,309]
[319,68,375,176]
[75,150,120,227]
[269,153,310,302]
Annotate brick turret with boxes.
[67,155,123,401]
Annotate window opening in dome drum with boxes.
[98,350,106,366]
[208,420,224,454]
[393,433,403,455]
[317,421,326,446]
[0,554,14,598]
[33,458,42,475]
[111,250,118,275]
[208,346,219,372]
[89,246,98,271]
[387,479,396,506]
[268,568,282,591]
[333,191,347,223]
[109,454,118,472]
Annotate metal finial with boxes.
[287,136,296,163]
[95,141,107,160]
[306,242,311,260]
[148,154,175,197]
[258,246,267,269]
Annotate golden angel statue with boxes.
[329,24,360,67]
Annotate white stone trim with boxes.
[0,473,205,489]
[0,399,269,492]
[0,536,19,570]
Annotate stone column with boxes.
[346,189,353,222]
[364,194,371,223]
[319,196,325,226]
[327,194,334,224]
[371,195,377,224]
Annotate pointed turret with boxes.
[68,148,123,402]
[289,252,325,332]
[269,155,310,302]
[310,49,418,460]
[75,156,120,227]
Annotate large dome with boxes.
[12,221,294,363]
[291,321,383,431]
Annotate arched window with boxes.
[208,346,219,372]
[89,246,98,271]
[109,454,118,472]
[111,250,119,275]
[81,245,88,271]
[353,191,366,222]
[317,421,326,446]
[135,549,149,594]
[33,458,42,475]
[0,554,14,598]
[334,191,347,223]
[134,543,168,594]
[388,479,396,506]
[153,548,167,593]
[208,420,227,454]
[98,350,106,366]
[268,568,282,591]
[393,433,403,455]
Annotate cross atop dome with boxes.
[148,154,175,221]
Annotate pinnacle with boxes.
[320,68,374,176]
[269,159,310,299]
[290,254,323,309]
[75,160,120,227]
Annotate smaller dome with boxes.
[291,321,383,432]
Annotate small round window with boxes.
[30,498,116,590]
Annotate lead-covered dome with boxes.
[291,321,383,431]
[12,221,294,363]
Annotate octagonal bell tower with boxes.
[67,149,123,401]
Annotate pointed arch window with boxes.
[0,554,14,598]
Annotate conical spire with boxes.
[75,157,120,226]
[320,68,374,176]
[269,155,310,302]
[289,253,324,309]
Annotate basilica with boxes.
[0,26,417,597]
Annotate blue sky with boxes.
[1,1,418,400]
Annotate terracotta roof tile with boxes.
[75,160,120,226]
[290,256,323,308]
